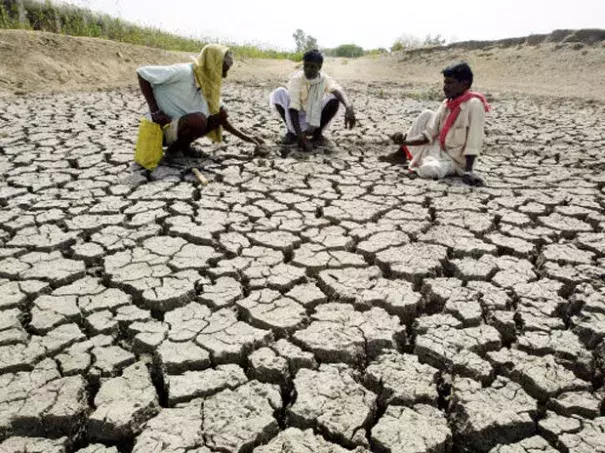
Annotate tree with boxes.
[391,33,421,52]
[305,34,318,50]
[293,28,305,52]
[333,44,364,58]
[293,28,318,52]
[424,34,446,46]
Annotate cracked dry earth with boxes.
[1,83,605,453]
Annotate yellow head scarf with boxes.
[191,44,230,143]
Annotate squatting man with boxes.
[270,48,357,152]
[137,44,263,160]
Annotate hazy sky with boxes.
[59,0,605,50]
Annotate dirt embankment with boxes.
[1,28,604,100]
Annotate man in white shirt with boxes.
[270,49,357,152]
[137,44,262,159]
[381,62,490,186]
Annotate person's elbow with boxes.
[137,72,150,85]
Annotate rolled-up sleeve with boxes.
[463,99,486,156]
[422,103,445,143]
[287,74,303,111]
[137,64,190,85]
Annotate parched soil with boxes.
[2,28,605,100]
[0,29,604,453]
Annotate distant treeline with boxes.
[323,44,388,58]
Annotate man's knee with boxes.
[271,87,289,106]
[273,87,288,97]
[419,110,434,122]
[178,113,207,139]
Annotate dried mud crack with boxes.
[0,85,604,453]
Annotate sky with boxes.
[58,0,605,51]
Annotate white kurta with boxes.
[406,98,487,179]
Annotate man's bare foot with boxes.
[389,132,406,145]
[379,148,409,166]
[181,146,204,158]
[462,172,485,187]
[282,132,298,146]
[311,134,327,147]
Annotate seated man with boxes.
[270,49,356,152]
[137,44,262,158]
[381,62,490,186]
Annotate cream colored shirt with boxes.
[287,70,342,112]
[422,97,486,168]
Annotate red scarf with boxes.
[439,91,490,150]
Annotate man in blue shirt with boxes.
[137,44,262,158]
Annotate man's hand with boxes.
[151,111,171,127]
[390,132,406,145]
[344,107,356,129]
[219,107,229,125]
[462,171,485,187]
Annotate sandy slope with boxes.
[1,29,604,100]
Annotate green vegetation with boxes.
[405,83,444,101]
[293,29,388,59]
[0,0,22,28]
[0,1,401,61]
[324,44,364,58]
[423,34,446,46]
[0,0,303,60]
[391,33,447,52]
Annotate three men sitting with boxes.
[138,47,488,185]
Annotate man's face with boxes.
[303,61,322,80]
[443,76,468,99]
[222,52,234,78]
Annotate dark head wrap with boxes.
[442,62,474,86]
[303,49,324,64]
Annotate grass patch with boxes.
[405,84,444,101]
[1,0,303,61]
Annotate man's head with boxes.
[222,51,234,78]
[303,49,324,80]
[442,62,473,99]
[192,44,232,79]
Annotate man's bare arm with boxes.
[465,155,475,172]
[220,108,262,145]
[391,132,430,147]
[138,74,171,126]
[404,135,430,146]
[332,89,356,129]
[289,108,312,152]
[331,89,350,109]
